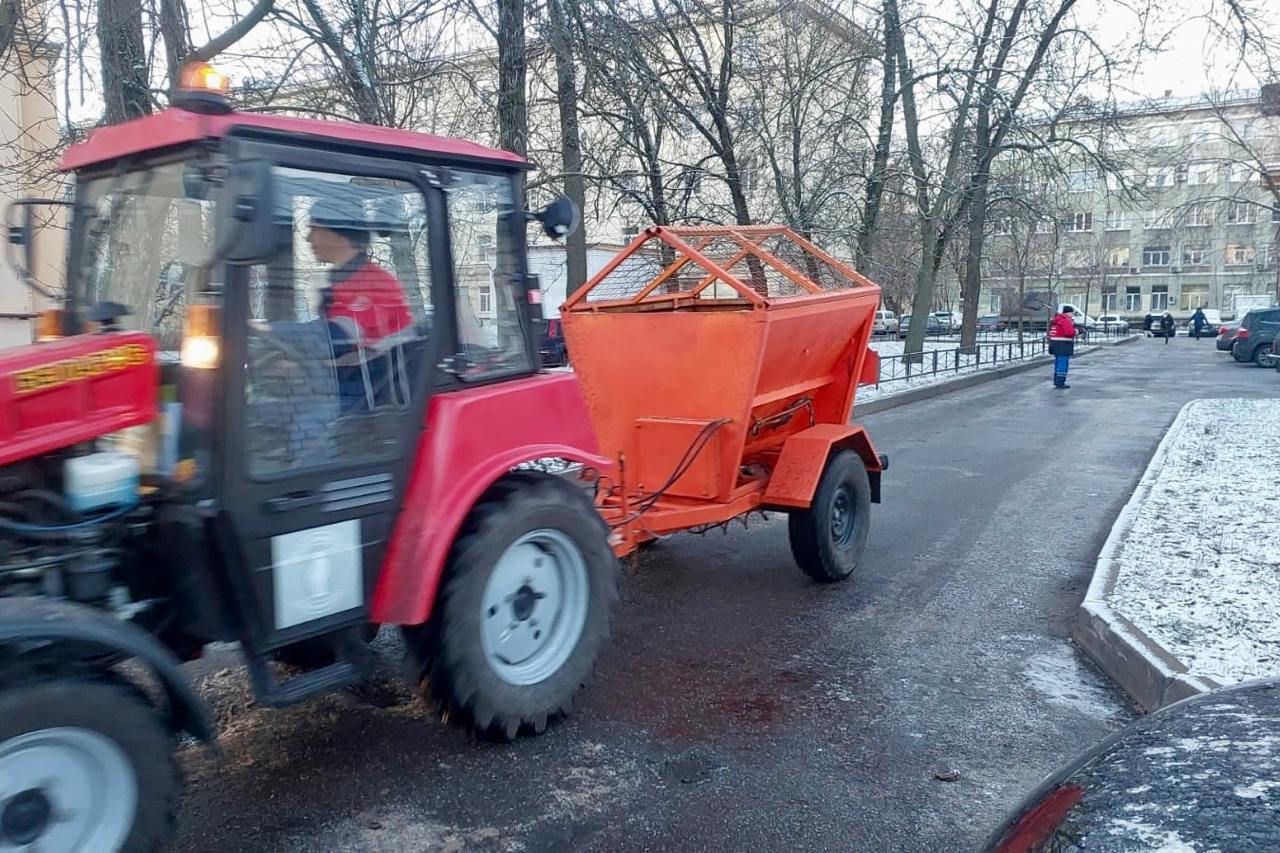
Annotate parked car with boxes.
[1231,308,1280,365]
[985,678,1280,853]
[1216,322,1240,352]
[899,314,946,338]
[977,313,1006,332]
[535,317,569,367]
[1096,314,1130,332]
[872,309,899,335]
[930,311,961,332]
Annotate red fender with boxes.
[370,371,609,625]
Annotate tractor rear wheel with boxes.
[0,677,177,852]
[788,450,871,582]
[409,474,617,740]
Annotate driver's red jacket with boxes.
[1048,313,1077,340]
[325,259,412,345]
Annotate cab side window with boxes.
[444,170,532,378]
[244,167,433,478]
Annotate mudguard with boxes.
[0,597,215,742]
[762,422,885,509]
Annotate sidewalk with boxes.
[1075,398,1280,710]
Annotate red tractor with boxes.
[0,68,621,850]
[0,66,886,850]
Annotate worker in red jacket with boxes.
[308,198,413,409]
[1048,307,1078,389]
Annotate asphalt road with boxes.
[172,337,1278,852]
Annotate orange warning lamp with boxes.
[174,62,232,114]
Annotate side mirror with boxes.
[4,197,70,300]
[216,158,276,264]
[531,195,581,240]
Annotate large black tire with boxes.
[788,450,872,582]
[0,677,178,852]
[407,474,617,741]
[1253,345,1270,367]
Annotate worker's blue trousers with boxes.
[1053,354,1070,387]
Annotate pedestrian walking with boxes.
[1143,313,1155,336]
[1190,306,1207,339]
[1048,307,1078,389]
[1160,311,1175,344]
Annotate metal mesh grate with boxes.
[573,226,869,309]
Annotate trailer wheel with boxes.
[0,677,177,852]
[411,475,617,740]
[788,450,871,582]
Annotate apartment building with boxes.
[984,90,1280,321]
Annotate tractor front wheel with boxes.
[409,474,617,740]
[0,677,177,852]
[788,450,872,582]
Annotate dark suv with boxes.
[1231,308,1280,365]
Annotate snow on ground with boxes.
[860,337,1057,402]
[1109,399,1280,685]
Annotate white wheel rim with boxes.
[480,528,590,686]
[0,727,137,851]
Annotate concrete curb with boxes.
[1072,400,1221,712]
[857,335,1136,416]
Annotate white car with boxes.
[1096,314,1130,332]
[872,309,899,334]
[930,311,961,332]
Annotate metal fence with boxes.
[872,327,1132,387]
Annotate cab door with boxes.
[215,148,451,652]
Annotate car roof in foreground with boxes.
[985,678,1280,851]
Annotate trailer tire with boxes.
[788,450,871,582]
[411,475,617,741]
[0,677,177,852]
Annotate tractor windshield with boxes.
[74,159,219,351]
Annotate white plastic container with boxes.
[64,452,141,513]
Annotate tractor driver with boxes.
[307,198,414,410]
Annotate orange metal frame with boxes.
[561,225,883,556]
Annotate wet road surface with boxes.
[172,338,1278,851]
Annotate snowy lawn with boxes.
[1109,399,1280,684]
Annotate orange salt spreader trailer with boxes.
[561,225,888,581]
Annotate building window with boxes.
[1125,286,1142,311]
[1101,291,1118,311]
[1066,212,1093,232]
[622,225,640,243]
[1180,287,1209,310]
[1272,206,1280,224]
[1146,166,1176,188]
[478,284,494,316]
[1106,245,1131,267]
[1186,161,1217,186]
[1065,249,1093,269]
[1104,210,1125,230]
[1226,201,1257,224]
[1266,244,1279,269]
[1182,245,1208,266]
[1226,244,1256,266]
[1035,218,1055,234]
[1144,210,1174,230]
[1150,286,1169,310]
[993,216,1012,235]
[1067,170,1096,193]
[1227,161,1254,182]
[1184,203,1212,227]
[1142,245,1171,266]
[1148,125,1177,147]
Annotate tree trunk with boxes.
[496,0,527,156]
[158,0,191,88]
[98,0,150,124]
[547,0,588,294]
[959,177,989,351]
[855,0,898,272]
